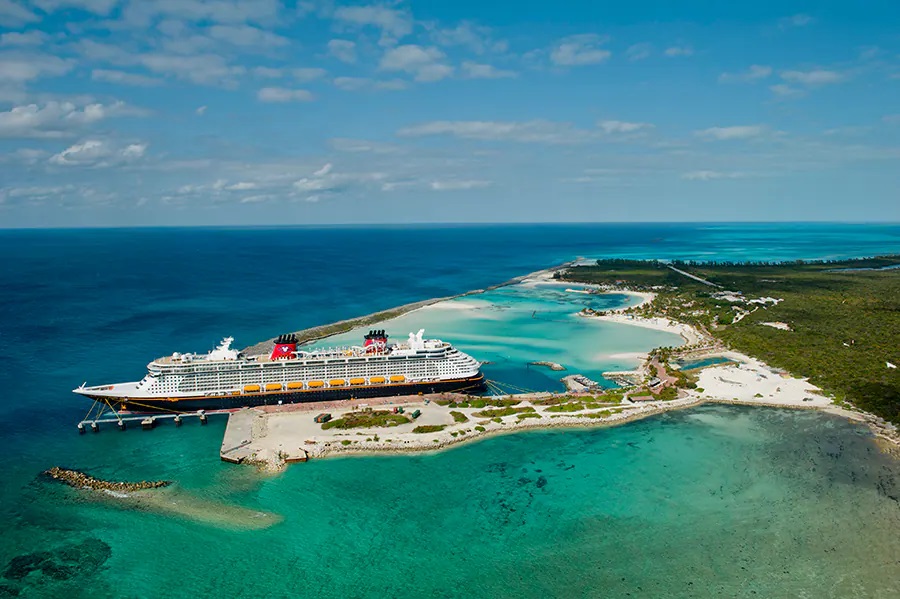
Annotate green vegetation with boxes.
[473,406,536,418]
[517,412,542,420]
[449,410,469,423]
[448,398,520,409]
[474,425,486,432]
[412,424,446,434]
[322,410,410,430]
[581,409,623,419]
[563,256,900,423]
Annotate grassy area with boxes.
[322,410,410,430]
[412,424,446,434]
[445,397,520,408]
[449,410,469,423]
[472,406,536,418]
[517,413,542,420]
[562,256,900,423]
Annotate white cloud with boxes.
[49,139,148,167]
[398,120,597,144]
[257,87,314,102]
[333,5,412,44]
[138,53,246,86]
[333,77,406,91]
[0,0,39,27]
[293,67,327,82]
[0,31,49,46]
[333,76,370,91]
[379,45,453,81]
[225,181,257,190]
[313,163,332,177]
[206,24,289,48]
[681,170,745,181]
[329,138,401,154]
[196,105,207,115]
[550,34,611,66]
[598,120,653,134]
[626,43,652,61]
[664,46,693,57]
[0,101,138,139]
[121,0,283,27]
[696,125,765,140]
[780,69,845,85]
[92,69,164,87]
[779,14,814,28]
[253,66,282,78]
[327,39,357,64]
[719,65,772,83]
[34,0,118,14]
[769,83,803,98]
[429,179,491,191]
[428,21,506,54]
[0,52,72,82]
[239,194,272,203]
[460,61,516,79]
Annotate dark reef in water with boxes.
[42,467,171,492]
[2,538,111,590]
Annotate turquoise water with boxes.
[678,356,736,371]
[8,406,900,598]
[3,224,900,597]
[315,283,682,392]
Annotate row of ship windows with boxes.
[149,367,466,390]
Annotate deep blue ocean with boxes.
[2,223,900,598]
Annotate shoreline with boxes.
[226,264,898,470]
[225,333,894,470]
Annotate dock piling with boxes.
[141,417,155,430]
[174,415,182,426]
[117,420,126,431]
[90,422,99,433]
[77,422,85,435]
[198,410,207,425]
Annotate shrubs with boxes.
[412,424,446,434]
[322,410,410,430]
[449,411,469,423]
[472,406,535,418]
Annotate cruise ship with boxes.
[74,329,485,413]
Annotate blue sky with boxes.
[0,0,898,227]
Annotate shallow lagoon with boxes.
[313,282,683,392]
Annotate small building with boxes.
[314,413,332,423]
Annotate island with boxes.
[217,255,900,470]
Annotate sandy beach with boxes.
[589,312,706,346]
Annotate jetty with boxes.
[43,466,170,492]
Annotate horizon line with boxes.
[3,220,900,232]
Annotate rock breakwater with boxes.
[43,467,171,492]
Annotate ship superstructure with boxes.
[74,330,485,412]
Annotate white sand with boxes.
[690,352,831,408]
[760,321,792,331]
[589,313,705,346]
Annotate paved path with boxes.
[666,265,722,288]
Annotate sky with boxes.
[0,0,898,227]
